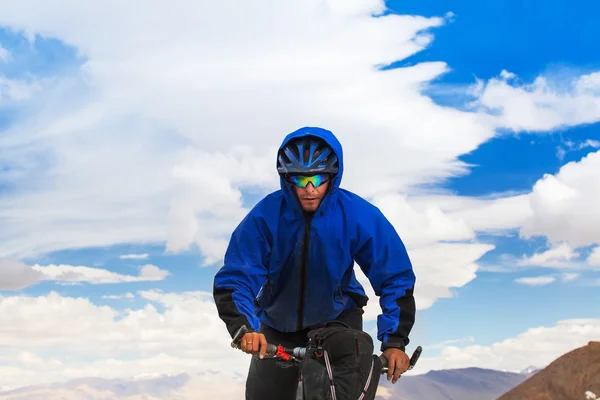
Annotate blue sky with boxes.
[1,0,600,388]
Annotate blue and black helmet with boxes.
[277,135,339,176]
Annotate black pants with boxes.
[245,307,364,400]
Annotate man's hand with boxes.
[381,348,410,384]
[240,332,268,359]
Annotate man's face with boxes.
[289,174,331,212]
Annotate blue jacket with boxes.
[213,127,416,351]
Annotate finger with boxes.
[259,334,268,359]
[251,334,259,354]
[243,334,252,354]
[392,359,402,384]
[245,335,254,354]
[392,355,409,384]
[387,358,394,381]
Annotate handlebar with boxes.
[231,325,422,374]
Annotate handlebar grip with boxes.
[380,356,388,369]
[231,325,248,348]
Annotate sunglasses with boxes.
[287,174,331,188]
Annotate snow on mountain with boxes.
[519,365,540,374]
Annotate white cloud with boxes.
[30,263,170,285]
[521,150,600,248]
[101,293,135,300]
[0,258,44,290]
[576,71,600,94]
[587,246,600,266]
[491,236,600,274]
[517,242,580,268]
[388,192,533,235]
[413,318,600,375]
[0,290,250,390]
[119,253,149,260]
[165,145,277,264]
[427,336,476,349]
[560,272,580,282]
[473,69,600,132]
[372,193,476,248]
[514,275,556,286]
[406,242,495,309]
[0,259,170,291]
[556,138,600,161]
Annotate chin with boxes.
[301,203,319,212]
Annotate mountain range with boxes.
[0,366,535,400]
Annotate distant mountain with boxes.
[376,367,532,400]
[0,373,192,400]
[0,366,534,400]
[497,340,600,400]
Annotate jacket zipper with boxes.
[297,215,311,331]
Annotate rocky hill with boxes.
[497,341,600,400]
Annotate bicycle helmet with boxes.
[277,135,339,176]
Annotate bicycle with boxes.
[230,324,422,399]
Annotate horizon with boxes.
[1,0,600,396]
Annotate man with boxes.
[213,126,416,399]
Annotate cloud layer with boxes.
[1,1,599,266]
[0,259,170,289]
[1,290,598,393]
[0,291,249,390]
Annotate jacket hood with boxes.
[277,126,344,190]
[276,126,344,216]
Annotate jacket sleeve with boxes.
[213,210,270,339]
[353,207,416,352]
